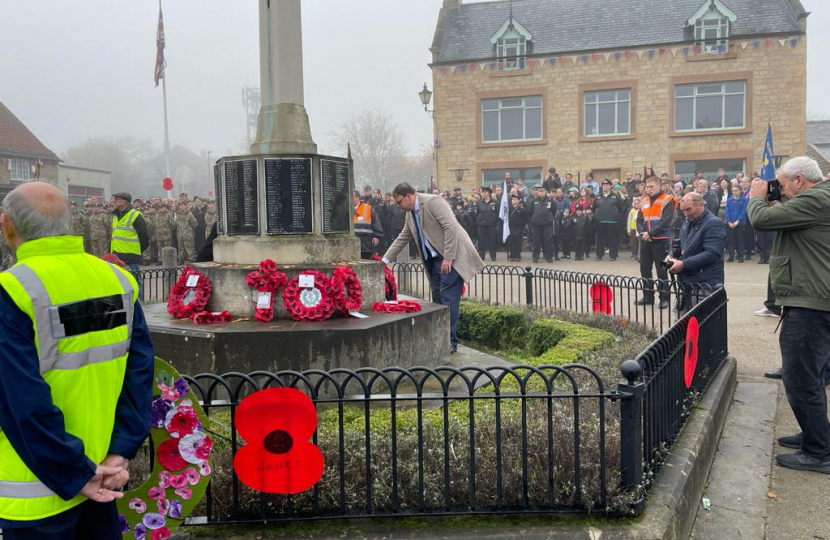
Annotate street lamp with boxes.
[418,83,433,114]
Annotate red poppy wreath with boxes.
[282,270,337,322]
[167,267,212,319]
[247,259,288,322]
[371,255,397,301]
[372,300,421,314]
[191,311,233,325]
[331,266,362,315]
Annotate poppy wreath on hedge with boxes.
[371,255,397,301]
[372,300,421,314]
[331,266,362,315]
[167,267,212,319]
[246,259,288,322]
[282,270,338,322]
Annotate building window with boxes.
[497,29,526,70]
[674,158,745,185]
[584,89,631,137]
[694,13,729,52]
[675,81,745,131]
[481,167,543,187]
[10,158,33,181]
[482,96,542,143]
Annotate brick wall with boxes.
[432,37,807,191]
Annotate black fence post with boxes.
[618,359,644,493]
[524,266,534,306]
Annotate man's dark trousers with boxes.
[596,222,619,259]
[2,500,122,540]
[639,239,670,301]
[477,226,497,261]
[425,253,464,350]
[531,223,553,261]
[780,307,830,458]
[764,274,781,316]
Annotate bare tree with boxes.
[63,136,157,194]
[398,145,434,191]
[329,110,407,193]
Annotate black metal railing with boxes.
[391,263,717,334]
[138,267,182,304]
[173,363,621,524]
[616,286,729,501]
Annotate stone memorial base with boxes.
[144,300,450,376]
[191,260,385,318]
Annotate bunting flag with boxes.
[435,36,801,76]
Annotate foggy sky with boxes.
[1,0,828,163]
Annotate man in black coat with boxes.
[529,186,555,263]
[475,187,499,261]
[592,179,625,261]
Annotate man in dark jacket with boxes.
[593,179,624,261]
[506,195,529,261]
[111,192,150,300]
[666,193,726,313]
[191,196,207,252]
[543,167,561,193]
[353,191,384,259]
[747,157,830,474]
[475,187,499,261]
[529,187,555,263]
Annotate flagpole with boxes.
[160,0,172,194]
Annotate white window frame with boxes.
[583,89,631,137]
[688,0,736,53]
[10,158,33,181]
[497,30,526,71]
[674,81,746,132]
[481,96,543,143]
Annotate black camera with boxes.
[768,179,782,202]
[661,240,683,270]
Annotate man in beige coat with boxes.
[384,183,484,353]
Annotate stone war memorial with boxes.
[146,0,450,376]
[137,1,737,538]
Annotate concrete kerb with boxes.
[174,357,738,540]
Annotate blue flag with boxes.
[761,124,776,181]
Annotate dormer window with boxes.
[688,0,737,54]
[491,17,533,71]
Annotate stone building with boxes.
[58,165,112,207]
[0,102,61,198]
[429,0,808,190]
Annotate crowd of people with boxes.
[353,166,800,266]
[0,192,218,271]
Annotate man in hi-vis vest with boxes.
[110,192,150,300]
[0,182,154,539]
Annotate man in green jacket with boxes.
[748,156,830,474]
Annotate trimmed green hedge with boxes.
[457,302,528,352]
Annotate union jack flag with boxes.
[154,4,166,87]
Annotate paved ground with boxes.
[501,248,827,540]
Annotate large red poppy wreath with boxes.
[233,388,324,494]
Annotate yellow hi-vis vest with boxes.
[0,235,137,521]
[111,208,142,255]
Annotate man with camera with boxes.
[747,156,830,474]
[665,193,727,313]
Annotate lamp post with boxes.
[418,82,438,190]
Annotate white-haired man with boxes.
[748,157,830,473]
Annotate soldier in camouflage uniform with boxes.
[70,203,88,251]
[143,204,158,264]
[204,200,217,235]
[88,200,112,257]
[176,201,197,264]
[155,203,174,264]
